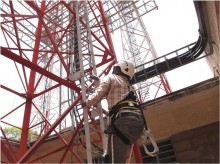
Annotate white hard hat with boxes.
[114,60,135,79]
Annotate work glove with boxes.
[90,74,100,81]
[81,101,88,108]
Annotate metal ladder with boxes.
[68,1,107,163]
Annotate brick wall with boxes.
[171,121,219,163]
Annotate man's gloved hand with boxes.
[104,125,116,134]
[90,74,100,81]
[82,101,87,108]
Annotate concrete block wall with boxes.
[171,121,219,163]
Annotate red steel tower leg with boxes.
[133,142,144,163]
[18,1,46,158]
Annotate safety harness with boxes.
[109,85,140,117]
[104,85,141,145]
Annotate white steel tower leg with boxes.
[82,1,107,154]
[74,1,92,163]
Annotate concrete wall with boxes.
[203,1,220,76]
[142,77,219,141]
[171,121,219,163]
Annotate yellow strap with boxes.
[118,100,138,105]
[118,106,140,111]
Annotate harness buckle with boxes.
[104,125,116,134]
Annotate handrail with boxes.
[130,1,208,85]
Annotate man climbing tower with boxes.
[83,60,145,163]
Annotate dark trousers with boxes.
[105,112,144,163]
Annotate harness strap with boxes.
[109,99,140,118]
[112,121,132,145]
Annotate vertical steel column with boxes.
[18,1,46,159]
[74,1,92,163]
[83,0,107,153]
[133,142,144,163]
